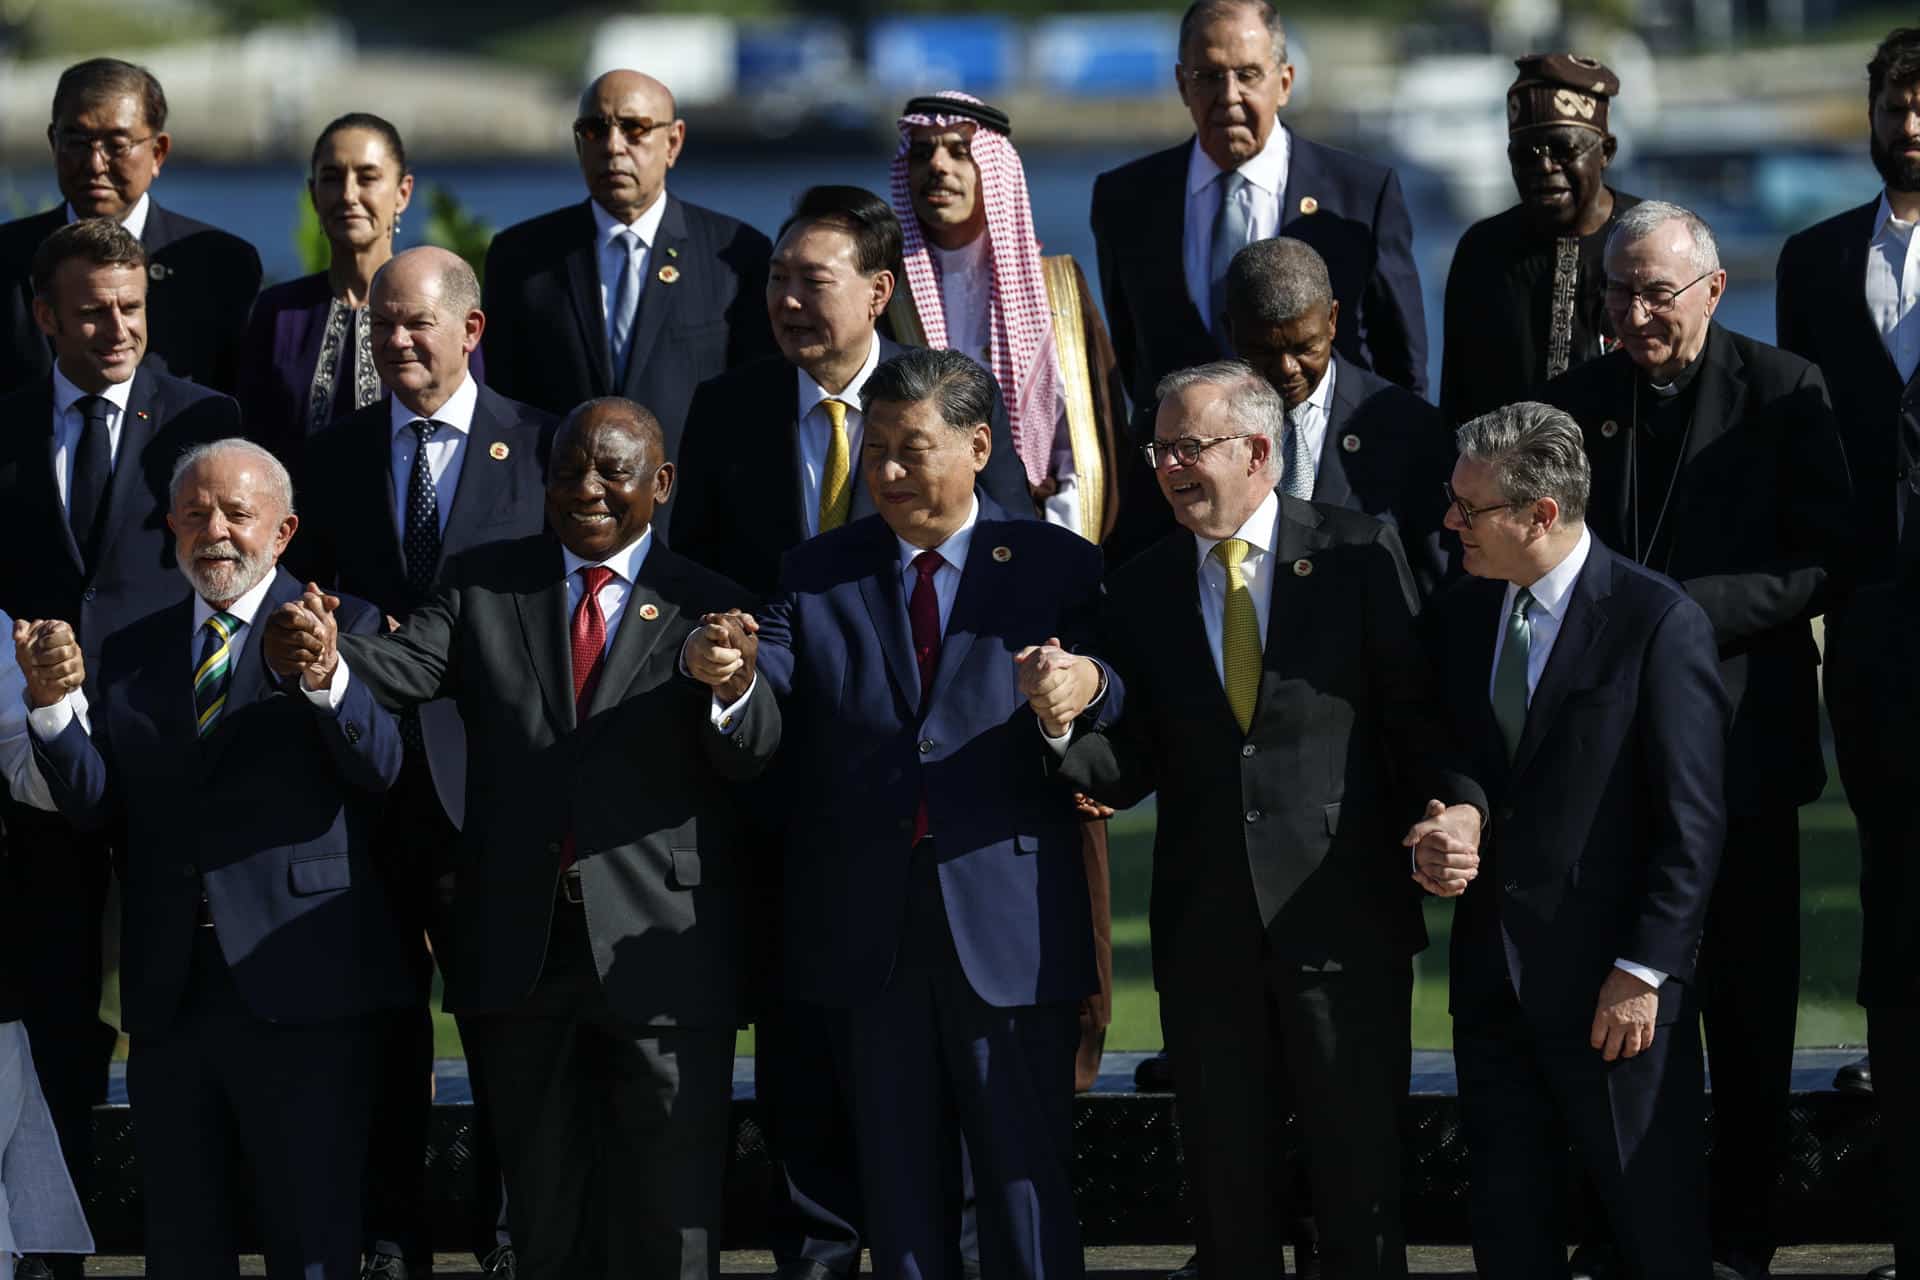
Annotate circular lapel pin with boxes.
[148,263,170,281]
[992,545,1013,562]
[637,603,660,620]
[1292,558,1313,577]
[489,441,510,460]
[657,265,680,284]
[1298,196,1319,215]
[1341,433,1360,453]
[1600,419,1619,439]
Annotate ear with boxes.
[1271,62,1296,109]
[165,510,180,537]
[664,120,687,169]
[273,511,300,558]
[1601,133,1618,167]
[652,459,676,502]
[870,268,896,318]
[31,296,56,340]
[1532,495,1562,533]
[463,308,486,356]
[1702,269,1728,317]
[149,131,171,172]
[394,172,415,217]
[1246,432,1274,476]
[1325,299,1340,342]
[969,423,991,473]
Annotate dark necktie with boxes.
[1491,588,1535,760]
[403,420,443,603]
[908,550,944,844]
[193,612,240,737]
[69,395,112,568]
[560,565,616,870]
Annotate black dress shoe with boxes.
[1569,1243,1622,1280]
[1136,1050,1176,1092]
[13,1260,55,1280]
[1166,1252,1200,1278]
[1835,1054,1874,1094]
[479,1244,517,1278]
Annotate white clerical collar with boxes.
[796,331,884,422]
[895,495,981,575]
[1509,525,1592,622]
[1194,487,1280,570]
[193,566,281,632]
[1186,125,1290,198]
[591,190,668,250]
[67,192,150,242]
[387,371,479,441]
[562,524,653,586]
[52,364,134,418]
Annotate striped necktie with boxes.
[193,611,241,737]
[1213,538,1262,733]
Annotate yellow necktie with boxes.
[818,399,852,533]
[1215,538,1261,733]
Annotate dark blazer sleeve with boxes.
[479,234,529,408]
[686,668,780,783]
[981,370,1039,519]
[316,603,404,795]
[1089,170,1139,412]
[29,712,112,831]
[669,375,731,565]
[1772,231,1816,367]
[338,581,461,708]
[1360,167,1428,400]
[1057,572,1162,812]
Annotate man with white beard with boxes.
[16,438,412,1280]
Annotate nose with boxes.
[1442,503,1465,534]
[1154,447,1186,474]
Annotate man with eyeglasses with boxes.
[1058,358,1485,1280]
[1545,199,1853,1280]
[1091,0,1427,566]
[482,69,775,493]
[0,57,262,398]
[1440,54,1641,429]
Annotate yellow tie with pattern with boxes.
[819,399,852,533]
[1214,537,1261,733]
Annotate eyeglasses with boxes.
[1602,271,1716,316]
[1181,64,1275,94]
[1442,480,1517,529]
[1142,433,1259,467]
[52,131,155,161]
[572,115,673,147]
[1506,133,1604,169]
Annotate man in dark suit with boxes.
[0,58,261,396]
[1059,359,1485,1279]
[1228,236,1454,595]
[0,217,238,1280]
[20,437,411,1280]
[733,347,1111,1279]
[1548,200,1852,1280]
[266,398,779,1280]
[292,246,550,1280]
[482,69,775,474]
[1424,401,1728,1280]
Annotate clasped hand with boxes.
[262,583,342,690]
[686,609,758,704]
[1014,637,1099,738]
[12,618,84,708]
[1403,799,1482,898]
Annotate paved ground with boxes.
[78,1243,1898,1275]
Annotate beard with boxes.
[179,539,273,606]
[1872,128,1920,192]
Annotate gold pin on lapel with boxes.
[1600,419,1619,439]
[1298,196,1319,215]
[667,246,679,258]
[992,546,1012,562]
[657,265,680,284]
[489,441,510,460]
[1341,433,1360,453]
[1292,558,1313,577]
[637,603,660,620]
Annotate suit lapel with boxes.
[1276,127,1315,232]
[1584,356,1635,546]
[1509,546,1611,778]
[922,515,993,716]
[515,543,576,734]
[563,202,613,396]
[141,600,201,746]
[856,524,920,713]
[617,198,686,400]
[92,367,159,572]
[845,335,901,525]
[363,399,409,583]
[583,545,681,720]
[1253,498,1333,728]
[1458,579,1509,784]
[1150,144,1210,342]
[440,389,516,563]
[37,377,86,575]
[1165,532,1243,736]
[1311,364,1358,510]
[1683,325,1744,470]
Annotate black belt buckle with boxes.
[557,868,585,906]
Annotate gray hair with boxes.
[1155,358,1289,476]
[862,347,996,431]
[1225,237,1331,326]
[371,246,482,320]
[1454,402,1588,523]
[169,438,296,517]
[1178,0,1287,64]
[1607,199,1721,276]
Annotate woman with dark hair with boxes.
[237,113,424,470]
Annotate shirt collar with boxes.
[1301,357,1337,417]
[561,524,653,587]
[895,495,981,577]
[1194,487,1281,570]
[796,331,884,422]
[1186,125,1290,198]
[388,370,479,441]
[68,192,150,242]
[1510,524,1592,621]
[591,191,669,250]
[193,565,281,632]
[52,365,134,419]
[1874,190,1913,241]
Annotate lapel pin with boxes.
[667,246,679,258]
[1340,433,1360,453]
[489,441,510,460]
[992,545,1013,562]
[1292,558,1313,577]
[1600,419,1619,439]
[637,602,660,620]
[1298,196,1319,215]
[657,265,680,284]
[136,410,150,420]
[148,263,170,281]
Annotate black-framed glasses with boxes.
[1142,433,1259,467]
[1180,63,1275,94]
[1602,271,1715,316]
[1506,132,1604,169]
[572,115,672,147]
[52,130,155,161]
[1442,480,1517,529]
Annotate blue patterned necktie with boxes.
[1209,170,1252,344]
[403,419,443,602]
[193,612,240,737]
[608,228,642,384]
[1283,406,1316,500]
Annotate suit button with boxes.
[1245,809,1261,823]
[1503,879,1519,893]
[82,588,96,602]
[918,739,935,754]
[344,723,360,743]
[734,734,746,749]
[1241,745,1256,758]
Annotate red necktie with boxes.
[909,551,943,844]
[560,565,614,870]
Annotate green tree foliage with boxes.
[421,185,494,285]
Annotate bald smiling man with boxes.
[481,70,776,502]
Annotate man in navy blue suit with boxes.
[18,437,410,1280]
[721,348,1114,1279]
[1423,402,1728,1280]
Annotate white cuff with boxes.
[26,694,76,740]
[299,660,350,713]
[710,675,756,732]
[1612,959,1668,989]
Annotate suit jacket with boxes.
[0,202,262,396]
[1090,128,1428,424]
[338,532,779,1028]
[1424,538,1729,1032]
[481,195,776,469]
[1317,353,1456,596]
[1546,323,1853,815]
[755,497,1115,1010]
[29,569,409,1036]
[289,382,554,826]
[670,339,1038,597]
[0,365,240,673]
[1059,499,1482,994]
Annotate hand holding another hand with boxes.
[1014,637,1099,738]
[13,619,83,708]
[687,610,758,704]
[263,584,341,690]
[1405,799,1482,898]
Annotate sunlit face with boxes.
[767,223,891,376]
[1442,455,1540,583]
[309,126,413,253]
[1231,301,1336,408]
[906,124,986,251]
[545,411,672,562]
[1871,79,1920,192]
[1177,7,1293,172]
[49,93,170,221]
[861,396,990,549]
[1602,222,1724,382]
[1508,125,1615,234]
[168,453,297,608]
[369,266,481,416]
[575,72,685,224]
[33,259,147,393]
[1151,381,1275,539]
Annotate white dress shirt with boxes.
[67,192,150,241]
[893,496,979,636]
[592,193,669,351]
[388,374,478,535]
[1193,489,1280,687]
[1183,128,1290,326]
[1288,358,1337,490]
[796,333,884,536]
[50,366,133,512]
[1486,527,1666,990]
[0,608,63,811]
[561,527,653,657]
[1867,191,1920,384]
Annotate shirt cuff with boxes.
[1038,661,1108,755]
[710,675,756,732]
[1612,959,1668,989]
[26,694,76,740]
[299,660,351,714]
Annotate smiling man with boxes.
[1440,55,1640,427]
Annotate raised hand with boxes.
[686,610,758,704]
[13,619,84,708]
[1405,798,1482,897]
[263,585,341,689]
[1014,636,1100,738]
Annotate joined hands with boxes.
[263,584,342,691]
[1015,637,1100,738]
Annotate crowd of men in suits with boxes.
[0,2,1915,1279]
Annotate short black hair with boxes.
[31,218,147,299]
[777,185,902,278]
[861,347,995,432]
[311,112,408,176]
[51,57,167,132]
[1870,28,1920,103]
[554,396,665,461]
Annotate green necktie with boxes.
[1214,538,1261,733]
[1491,587,1535,760]
[193,611,240,737]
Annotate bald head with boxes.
[575,70,685,223]
[373,245,480,319]
[580,70,675,121]
[555,396,665,460]
[369,245,484,418]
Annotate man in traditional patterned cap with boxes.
[1440,54,1641,427]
